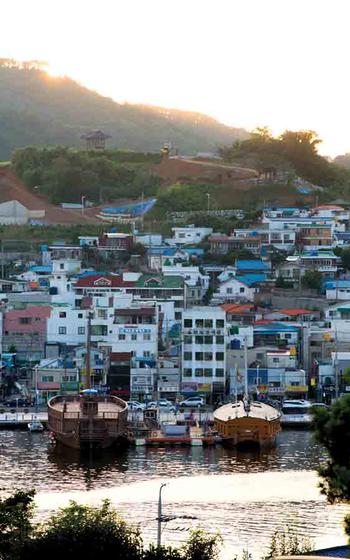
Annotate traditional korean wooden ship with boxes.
[213,400,281,447]
[47,391,128,450]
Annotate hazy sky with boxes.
[1,0,350,156]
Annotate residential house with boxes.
[166,225,213,246]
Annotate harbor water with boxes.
[0,429,349,559]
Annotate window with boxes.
[175,312,182,321]
[226,288,233,294]
[216,368,224,377]
[216,352,224,361]
[34,318,41,322]
[60,263,64,270]
[195,368,204,377]
[42,376,54,382]
[216,336,224,344]
[19,317,31,324]
[59,312,66,318]
[143,351,150,357]
[78,327,85,335]
[58,327,66,334]
[118,334,126,340]
[184,352,192,361]
[143,333,151,341]
[239,287,245,293]
[204,336,213,344]
[184,335,192,344]
[216,320,224,328]
[195,336,204,344]
[273,357,279,363]
[195,352,203,360]
[184,319,192,328]
[69,376,76,382]
[183,368,192,377]
[204,319,213,328]
[204,368,213,377]
[131,334,137,341]
[195,319,204,328]
[204,352,213,361]
[62,376,69,382]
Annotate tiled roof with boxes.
[75,275,134,288]
[236,260,269,271]
[278,308,313,316]
[221,303,254,314]
[133,274,183,288]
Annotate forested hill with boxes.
[0,64,248,159]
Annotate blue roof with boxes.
[29,265,52,273]
[183,248,204,256]
[76,270,109,277]
[236,273,267,286]
[102,198,156,217]
[325,280,350,289]
[236,260,269,271]
[335,233,350,240]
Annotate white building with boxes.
[182,306,227,397]
[162,264,209,305]
[212,276,255,303]
[166,225,213,246]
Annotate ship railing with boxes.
[48,394,128,414]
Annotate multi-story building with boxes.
[2,305,51,361]
[182,306,227,400]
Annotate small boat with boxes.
[280,399,313,428]
[214,400,281,447]
[28,417,44,432]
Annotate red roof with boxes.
[313,205,345,211]
[278,308,313,316]
[75,275,134,288]
[221,303,254,314]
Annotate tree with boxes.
[301,270,322,292]
[19,500,143,560]
[0,490,35,560]
[314,396,350,504]
[263,526,312,559]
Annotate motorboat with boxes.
[280,399,313,428]
[28,417,44,432]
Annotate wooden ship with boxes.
[47,392,128,450]
[213,400,281,447]
[214,341,281,447]
[47,313,128,450]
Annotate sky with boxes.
[1,0,350,156]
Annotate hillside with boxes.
[0,64,248,159]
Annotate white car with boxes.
[146,399,176,412]
[179,397,205,408]
[126,401,146,411]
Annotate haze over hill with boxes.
[0,65,248,159]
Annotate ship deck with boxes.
[50,399,125,418]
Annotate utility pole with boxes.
[157,483,167,547]
[86,311,93,389]
[244,336,248,399]
[335,325,339,399]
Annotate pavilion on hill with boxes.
[81,129,111,150]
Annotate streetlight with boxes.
[157,483,167,547]
[206,193,210,214]
[81,195,86,216]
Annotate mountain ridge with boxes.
[0,65,248,159]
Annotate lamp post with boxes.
[34,365,39,412]
[206,193,210,214]
[157,483,167,547]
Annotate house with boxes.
[300,250,340,275]
[128,274,185,322]
[0,278,28,293]
[253,322,300,350]
[212,276,256,303]
[148,247,189,271]
[161,264,209,305]
[208,234,261,256]
[99,232,133,252]
[166,225,213,246]
[325,280,350,301]
[2,305,52,361]
[311,204,350,221]
[297,223,333,250]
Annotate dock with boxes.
[0,411,48,429]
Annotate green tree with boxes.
[301,270,322,292]
[19,500,142,560]
[0,490,35,560]
[263,526,312,559]
[314,396,350,504]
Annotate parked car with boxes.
[146,399,176,413]
[126,401,146,411]
[179,397,205,408]
[4,398,32,408]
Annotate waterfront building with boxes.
[182,306,227,400]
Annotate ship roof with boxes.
[213,401,280,422]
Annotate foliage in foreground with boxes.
[314,395,350,505]
[0,491,221,560]
[262,527,312,559]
